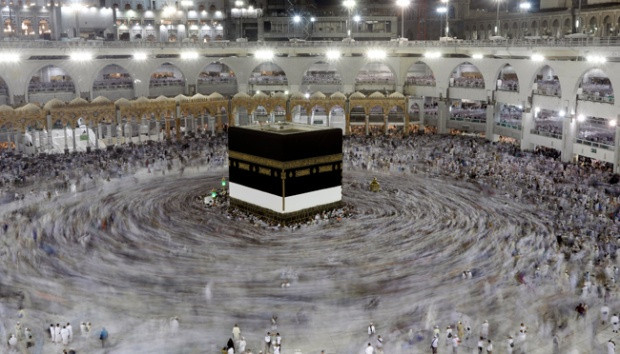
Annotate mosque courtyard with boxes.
[0,135,618,354]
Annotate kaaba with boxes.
[228,123,343,223]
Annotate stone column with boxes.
[365,114,369,135]
[520,110,533,151]
[418,100,426,131]
[13,131,20,153]
[383,114,388,134]
[175,104,181,140]
[437,100,448,134]
[47,114,53,150]
[561,115,576,163]
[209,116,215,135]
[485,103,496,142]
[38,130,45,153]
[86,122,92,152]
[116,110,122,146]
[216,113,223,133]
[97,124,102,149]
[155,120,161,141]
[107,125,113,147]
[614,124,620,173]
[403,99,410,136]
[127,119,133,143]
[33,131,39,155]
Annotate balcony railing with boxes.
[5,37,620,49]
[531,129,562,140]
[575,139,615,150]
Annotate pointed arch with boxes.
[355,62,395,85]
[149,63,186,98]
[301,61,342,93]
[197,62,237,95]
[0,76,9,105]
[354,62,396,94]
[496,64,519,92]
[27,65,76,104]
[404,61,436,87]
[328,104,346,132]
[93,64,135,101]
[603,16,612,36]
[249,62,288,85]
[291,104,310,124]
[533,65,561,97]
[449,62,485,89]
[576,115,616,147]
[577,68,614,103]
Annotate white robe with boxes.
[239,339,246,353]
[612,315,620,331]
[232,326,241,340]
[608,341,615,354]
[602,306,610,322]
[170,319,179,332]
[481,323,489,338]
[50,326,56,342]
[54,326,61,343]
[61,327,69,345]
[80,323,87,337]
[67,324,73,341]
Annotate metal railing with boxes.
[530,129,562,140]
[496,122,522,130]
[575,139,615,150]
[4,36,620,50]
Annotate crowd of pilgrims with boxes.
[0,130,619,352]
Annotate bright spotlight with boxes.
[353,14,361,22]
[162,5,176,16]
[181,51,199,60]
[559,110,565,117]
[531,54,545,62]
[326,49,341,60]
[396,0,410,7]
[586,55,606,64]
[234,0,243,6]
[577,114,585,122]
[0,53,20,63]
[133,52,147,61]
[366,49,386,60]
[304,93,310,99]
[610,119,617,127]
[472,53,483,59]
[70,52,93,61]
[293,15,301,23]
[436,6,447,13]
[254,49,274,60]
[424,51,441,59]
[519,2,531,9]
[310,17,316,22]
[343,0,356,9]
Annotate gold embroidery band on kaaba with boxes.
[228,150,342,170]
